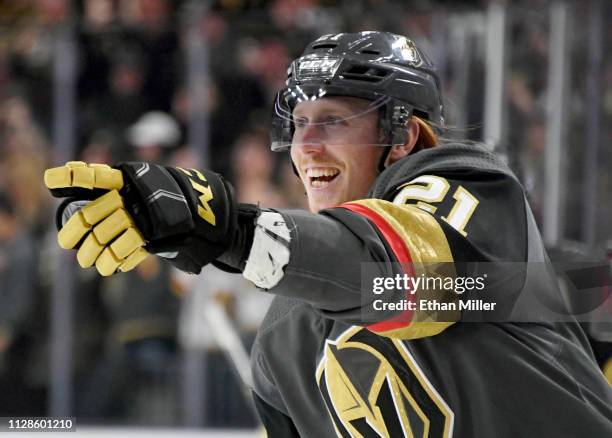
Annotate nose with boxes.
[299,141,325,155]
[294,123,325,154]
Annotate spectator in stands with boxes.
[127,110,181,163]
[231,127,287,208]
[78,256,181,424]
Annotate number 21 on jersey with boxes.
[393,175,479,237]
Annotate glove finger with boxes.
[110,227,146,259]
[58,211,91,249]
[95,247,122,276]
[95,245,149,276]
[57,190,124,250]
[90,163,124,190]
[80,190,124,225]
[76,233,105,268]
[45,162,123,197]
[91,229,147,275]
[118,247,149,273]
[92,208,133,244]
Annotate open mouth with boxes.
[306,167,340,188]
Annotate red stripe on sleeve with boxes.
[340,202,415,332]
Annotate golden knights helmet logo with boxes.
[316,327,454,438]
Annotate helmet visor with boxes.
[270,84,396,151]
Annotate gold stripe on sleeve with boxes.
[352,199,459,339]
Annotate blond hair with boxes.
[413,116,439,151]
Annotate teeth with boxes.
[306,167,339,178]
[311,179,331,188]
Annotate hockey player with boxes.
[45,32,612,436]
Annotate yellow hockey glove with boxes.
[45,161,254,276]
[44,161,148,276]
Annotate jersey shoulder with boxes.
[371,142,518,199]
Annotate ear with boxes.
[384,118,420,167]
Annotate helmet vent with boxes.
[312,43,338,50]
[360,49,380,55]
[342,65,389,82]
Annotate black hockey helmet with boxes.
[270,31,443,151]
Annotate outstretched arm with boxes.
[45,158,528,340]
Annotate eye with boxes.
[323,115,346,127]
[294,117,307,128]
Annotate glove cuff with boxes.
[214,203,260,272]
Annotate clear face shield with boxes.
[270,84,407,152]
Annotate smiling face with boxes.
[290,96,384,213]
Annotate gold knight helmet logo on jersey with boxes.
[316,327,454,438]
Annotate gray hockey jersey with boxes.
[250,143,612,437]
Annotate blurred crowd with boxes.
[0,0,609,428]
